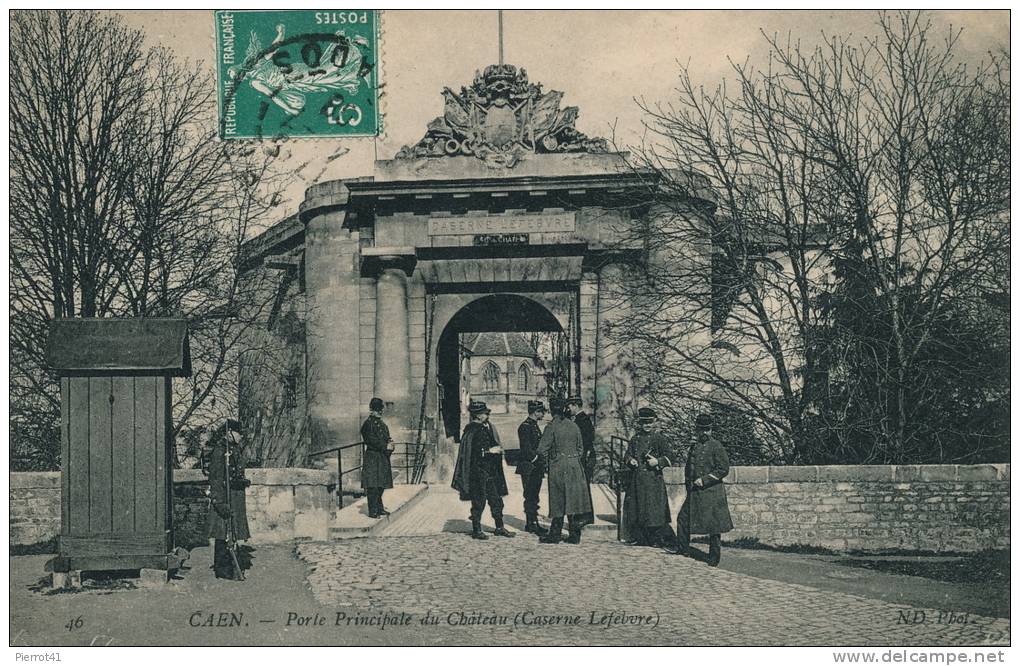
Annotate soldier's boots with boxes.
[471,522,489,540]
[493,525,515,538]
[539,518,564,544]
[525,515,548,536]
[707,535,721,567]
[564,525,582,544]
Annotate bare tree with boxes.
[613,11,1009,463]
[10,10,295,468]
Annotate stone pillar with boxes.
[302,182,363,469]
[594,262,637,441]
[644,202,715,405]
[374,263,412,429]
[578,272,599,412]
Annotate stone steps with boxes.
[328,484,429,539]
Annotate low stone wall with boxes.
[11,465,1009,553]
[10,468,337,549]
[10,472,61,546]
[662,464,1010,553]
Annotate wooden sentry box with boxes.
[45,318,191,573]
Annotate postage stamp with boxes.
[215,10,380,140]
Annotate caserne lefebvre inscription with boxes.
[428,212,575,236]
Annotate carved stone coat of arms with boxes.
[397,64,608,168]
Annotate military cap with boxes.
[210,418,243,444]
[695,413,713,429]
[527,400,546,413]
[566,396,583,407]
[637,407,658,421]
[369,397,385,412]
[549,397,568,414]
[468,400,491,415]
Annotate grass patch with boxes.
[719,536,841,556]
[833,550,1010,586]
[722,537,1009,586]
[721,536,1010,559]
[11,537,58,556]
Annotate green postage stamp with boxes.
[215,10,380,139]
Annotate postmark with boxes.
[215,10,380,140]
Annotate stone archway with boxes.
[434,293,565,441]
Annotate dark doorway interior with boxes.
[437,294,564,439]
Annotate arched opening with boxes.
[437,294,565,440]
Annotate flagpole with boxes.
[498,10,503,66]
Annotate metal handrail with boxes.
[608,435,630,541]
[309,441,421,508]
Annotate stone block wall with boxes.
[11,465,1008,553]
[10,472,61,546]
[661,464,1010,553]
[241,468,336,543]
[10,468,337,550]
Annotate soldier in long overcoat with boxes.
[621,407,676,547]
[452,401,515,540]
[515,400,548,535]
[567,397,597,480]
[536,398,593,544]
[360,397,394,518]
[206,419,251,580]
[666,413,734,566]
[567,396,596,526]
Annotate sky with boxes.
[117,9,1009,219]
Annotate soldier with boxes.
[206,419,251,580]
[621,407,676,547]
[537,398,593,544]
[567,396,596,526]
[567,397,597,480]
[452,401,515,540]
[361,397,394,519]
[516,400,548,535]
[664,413,734,566]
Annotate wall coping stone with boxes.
[817,465,895,482]
[173,469,207,484]
[9,472,60,489]
[769,465,818,482]
[172,468,335,486]
[246,468,335,486]
[918,465,960,482]
[656,464,1010,485]
[732,466,768,483]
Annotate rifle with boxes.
[222,429,245,581]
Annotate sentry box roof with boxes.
[45,318,192,377]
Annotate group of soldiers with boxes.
[206,395,735,582]
[444,396,735,565]
[452,396,596,543]
[622,409,734,565]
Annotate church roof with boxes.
[466,332,537,358]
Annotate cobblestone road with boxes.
[297,534,1010,646]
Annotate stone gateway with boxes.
[238,63,714,478]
